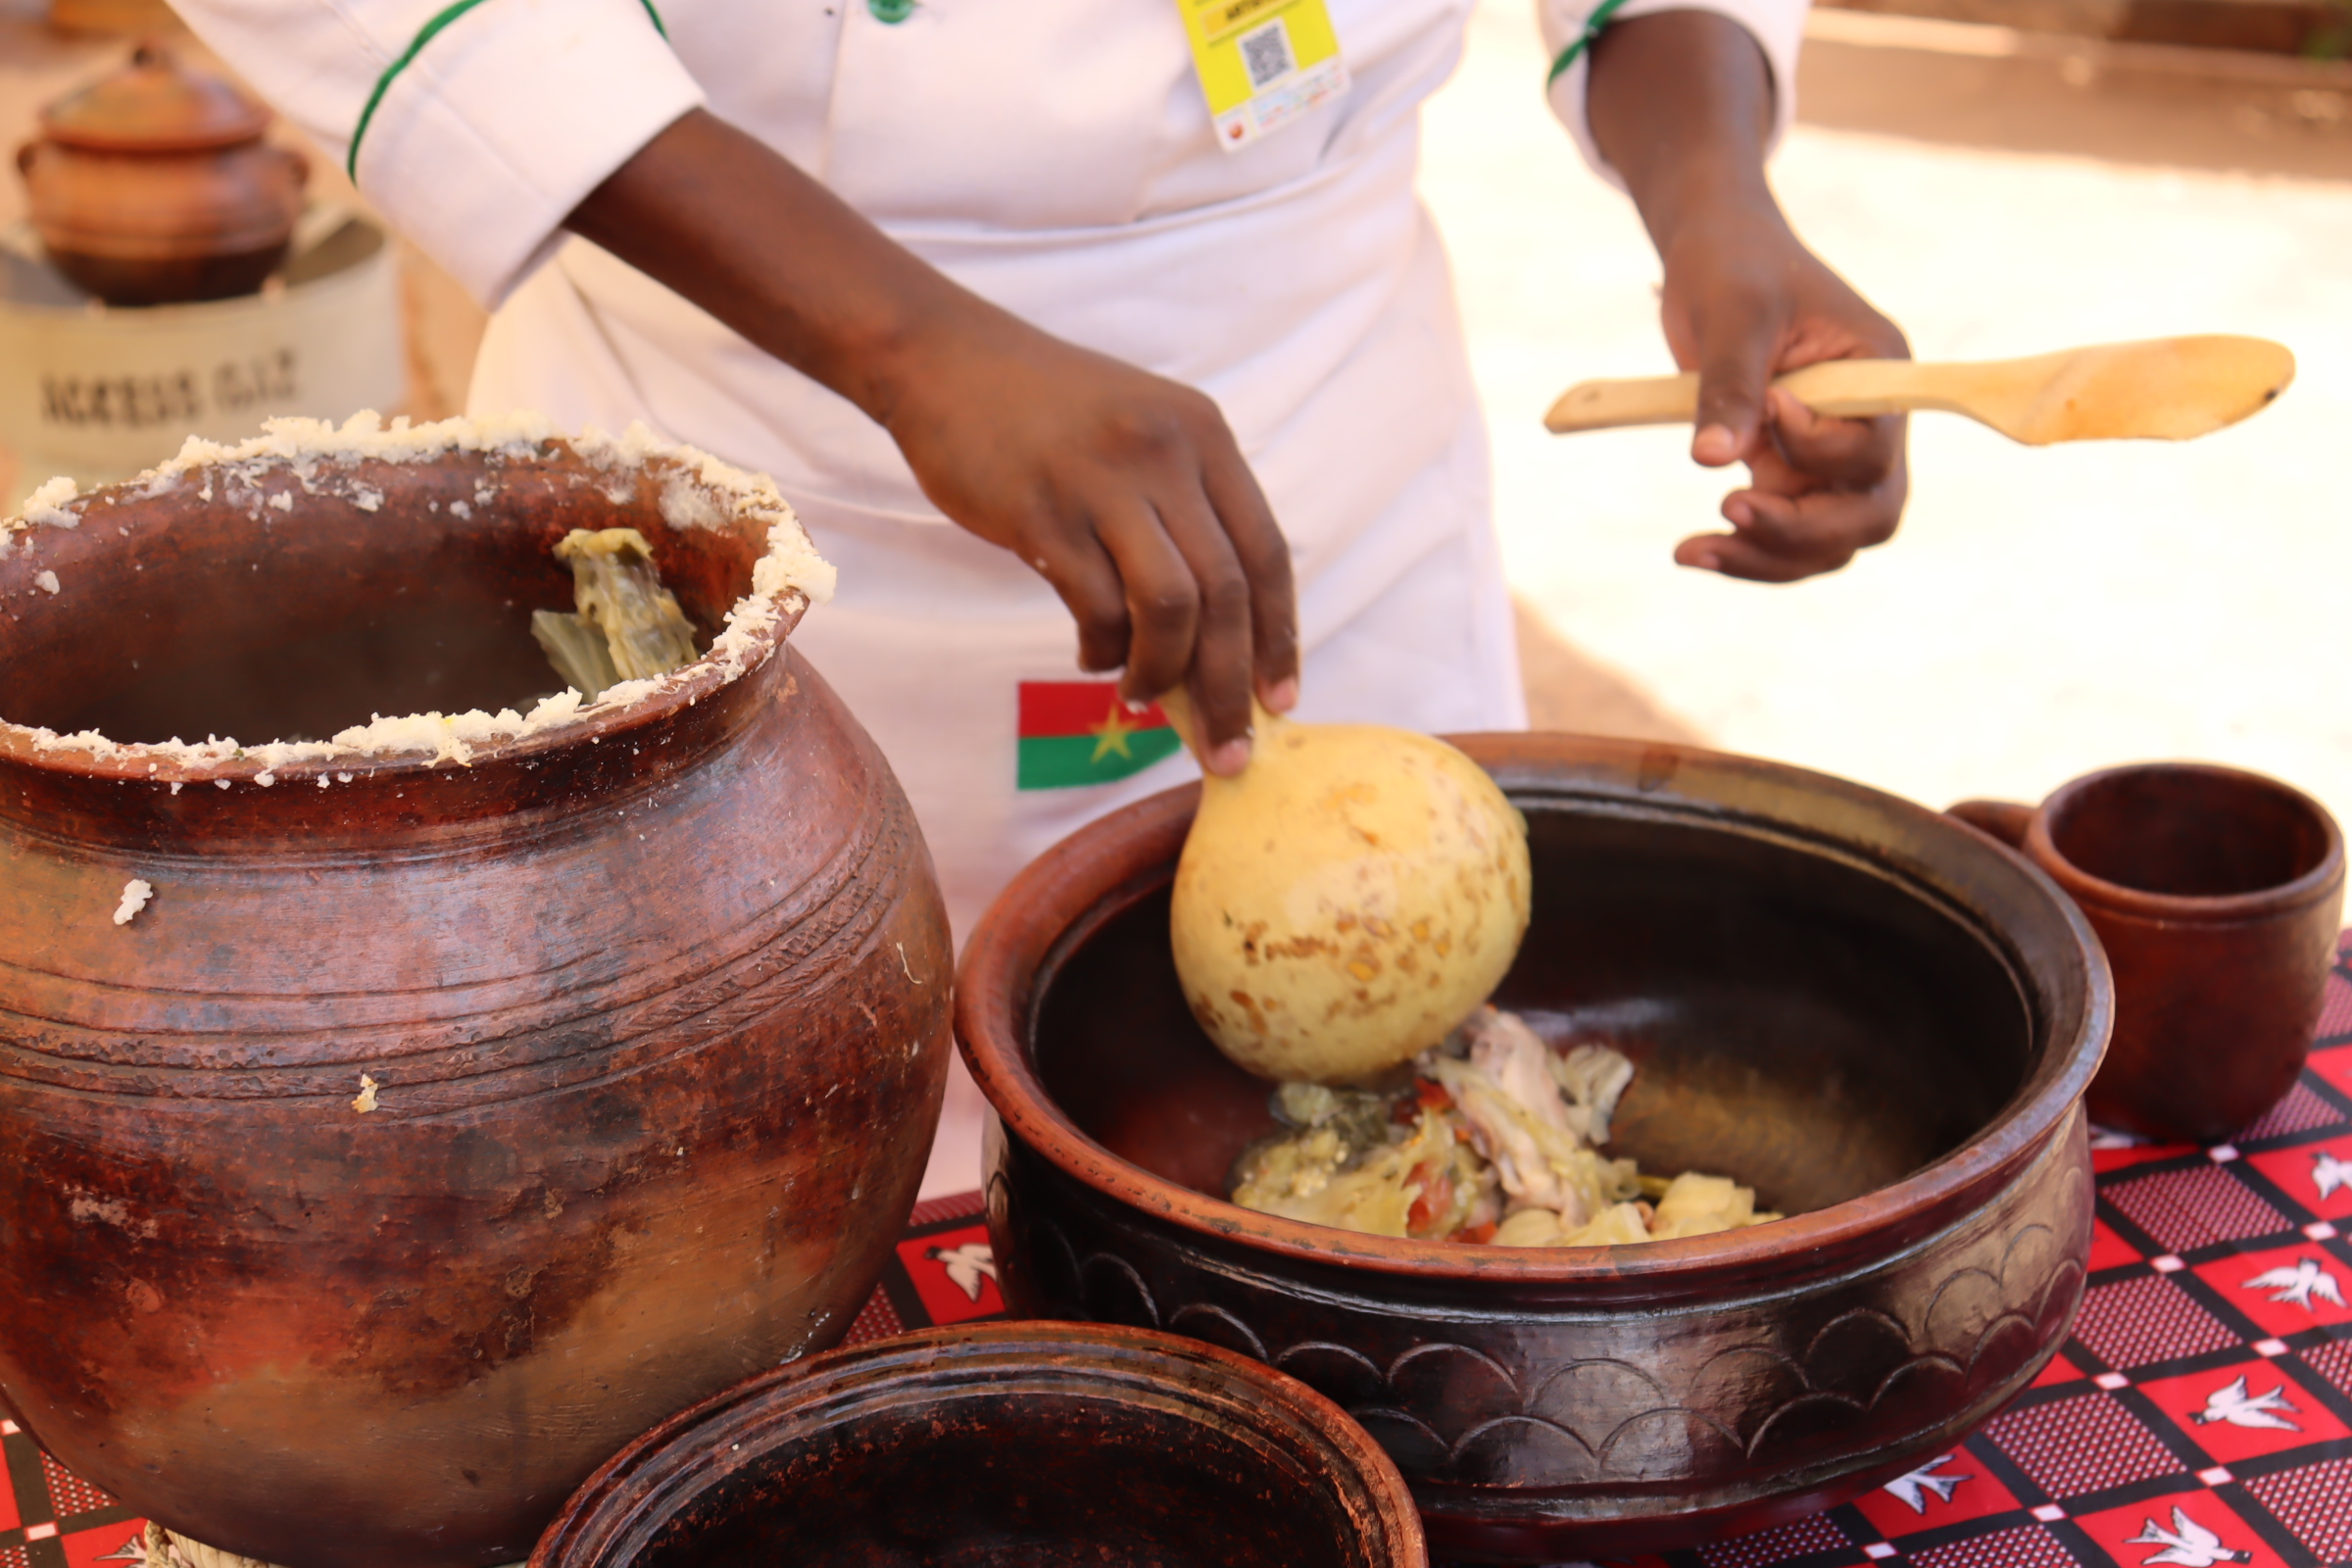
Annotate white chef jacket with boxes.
[173,0,1808,942]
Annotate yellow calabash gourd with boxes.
[1165,702,1533,1085]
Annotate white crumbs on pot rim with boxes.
[113,879,153,925]
[34,571,59,595]
[0,413,835,778]
[1,477,79,562]
[352,1074,380,1114]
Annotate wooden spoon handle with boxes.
[1772,360,1970,419]
[1543,361,1945,433]
[1541,371,1704,432]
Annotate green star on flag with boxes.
[1016,681,1182,790]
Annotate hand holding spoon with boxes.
[1544,335,2295,446]
[1157,690,1531,1086]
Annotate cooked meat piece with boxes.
[1551,1042,1636,1146]
[1463,1006,1577,1136]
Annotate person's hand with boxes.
[876,303,1299,772]
[1657,201,1910,583]
[1585,11,1912,584]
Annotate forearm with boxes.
[564,108,991,428]
[1578,9,1909,578]
[1584,11,1785,256]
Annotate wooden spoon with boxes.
[1157,691,1531,1086]
[1544,334,2295,446]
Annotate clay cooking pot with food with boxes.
[0,418,950,1568]
[16,43,308,304]
[957,735,2112,1562]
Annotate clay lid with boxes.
[38,43,270,153]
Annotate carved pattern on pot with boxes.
[987,1131,2091,1491]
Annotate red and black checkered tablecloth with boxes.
[9,938,2352,1568]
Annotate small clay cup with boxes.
[531,1321,1428,1568]
[1951,763,2343,1144]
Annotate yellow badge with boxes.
[1178,0,1350,152]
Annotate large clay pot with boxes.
[0,416,951,1568]
[16,44,308,305]
[958,737,2112,1563]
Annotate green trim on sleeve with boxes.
[1547,0,1634,85]
[347,0,488,180]
[347,0,672,182]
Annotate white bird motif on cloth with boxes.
[2314,1151,2352,1201]
[1883,1453,1971,1512]
[2244,1256,2346,1311]
[926,1241,999,1301]
[2126,1506,2253,1566]
[93,1541,147,1566]
[2192,1375,2301,1431]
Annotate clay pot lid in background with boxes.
[38,43,270,153]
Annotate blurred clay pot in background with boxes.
[0,417,951,1568]
[16,43,307,304]
[1951,763,2344,1144]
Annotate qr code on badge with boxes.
[1238,17,1298,90]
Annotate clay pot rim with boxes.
[0,414,835,786]
[956,734,2112,1286]
[529,1319,1429,1568]
[2026,760,2348,923]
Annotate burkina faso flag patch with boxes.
[1016,681,1181,790]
